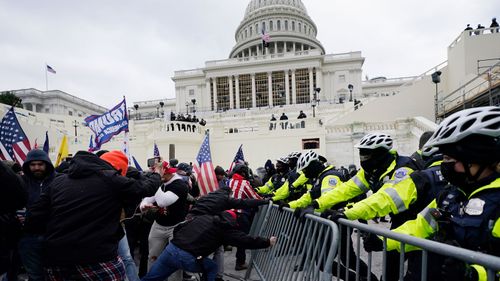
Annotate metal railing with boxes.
[246,204,500,281]
[246,203,339,281]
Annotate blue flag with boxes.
[42,131,49,154]
[84,98,128,150]
[132,156,143,171]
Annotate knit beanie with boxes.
[100,150,128,176]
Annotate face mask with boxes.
[440,161,468,188]
[303,161,323,179]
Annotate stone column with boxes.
[235,75,240,109]
[284,41,287,53]
[291,70,297,104]
[274,42,277,54]
[251,74,257,108]
[293,42,296,53]
[205,79,211,110]
[229,76,234,109]
[285,70,290,105]
[268,72,273,107]
[213,78,218,111]
[309,68,314,102]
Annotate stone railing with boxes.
[165,121,204,134]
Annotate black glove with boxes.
[362,233,384,252]
[441,258,478,281]
[309,186,321,200]
[294,206,314,222]
[321,209,346,222]
[278,201,290,212]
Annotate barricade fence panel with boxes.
[246,204,500,281]
[246,203,339,281]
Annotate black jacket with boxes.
[188,187,266,217]
[25,151,161,266]
[0,161,27,273]
[172,213,270,258]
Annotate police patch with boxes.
[328,178,338,186]
[394,169,407,179]
[464,198,485,216]
[281,178,286,183]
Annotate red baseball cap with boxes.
[161,161,177,174]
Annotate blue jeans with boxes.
[18,235,44,281]
[118,234,140,281]
[141,243,217,281]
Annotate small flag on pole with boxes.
[55,135,69,166]
[192,132,218,195]
[0,107,32,164]
[228,144,245,173]
[43,131,49,154]
[46,65,56,74]
[153,142,160,158]
[132,156,143,171]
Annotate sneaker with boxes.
[234,263,248,271]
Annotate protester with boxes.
[140,160,189,280]
[0,161,27,280]
[214,165,229,188]
[24,150,161,281]
[18,149,56,281]
[228,164,263,270]
[297,110,307,119]
[141,210,276,281]
[490,17,499,33]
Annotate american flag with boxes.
[228,144,245,173]
[192,133,218,195]
[153,142,160,158]
[46,64,56,74]
[0,107,31,164]
[261,27,270,48]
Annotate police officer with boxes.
[325,145,447,280]
[384,106,500,281]
[256,157,290,196]
[312,132,419,281]
[272,151,310,202]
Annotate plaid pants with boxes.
[46,256,125,281]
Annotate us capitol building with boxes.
[4,0,500,168]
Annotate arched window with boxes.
[285,20,288,30]
[245,29,248,38]
[277,20,281,30]
[304,24,307,34]
[270,21,273,31]
[292,21,295,31]
[256,23,259,33]
[262,22,266,32]
[250,26,253,35]
[298,22,301,32]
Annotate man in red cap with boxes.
[139,161,190,277]
[25,150,161,281]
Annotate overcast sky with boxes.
[1,0,498,108]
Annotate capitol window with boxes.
[250,26,253,35]
[285,20,288,30]
[277,20,281,30]
[292,21,295,31]
[298,23,301,32]
[270,21,273,31]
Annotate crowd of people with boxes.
[170,112,206,126]
[1,106,499,281]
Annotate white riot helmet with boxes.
[425,106,500,148]
[355,133,393,151]
[421,146,439,157]
[296,150,319,172]
[277,156,289,164]
[287,151,302,160]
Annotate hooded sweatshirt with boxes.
[25,151,161,265]
[22,149,55,210]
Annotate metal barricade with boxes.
[335,219,500,281]
[246,203,339,281]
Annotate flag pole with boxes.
[45,63,48,91]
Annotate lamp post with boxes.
[431,71,442,122]
[311,88,321,117]
[191,99,196,114]
[159,101,164,117]
[133,104,139,120]
[185,102,189,114]
[348,84,354,102]
[72,120,79,143]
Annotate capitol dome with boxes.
[229,0,325,58]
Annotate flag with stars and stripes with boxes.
[153,142,160,158]
[0,107,31,164]
[192,133,218,195]
[228,144,245,173]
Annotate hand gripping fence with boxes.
[245,203,500,281]
[245,202,339,281]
